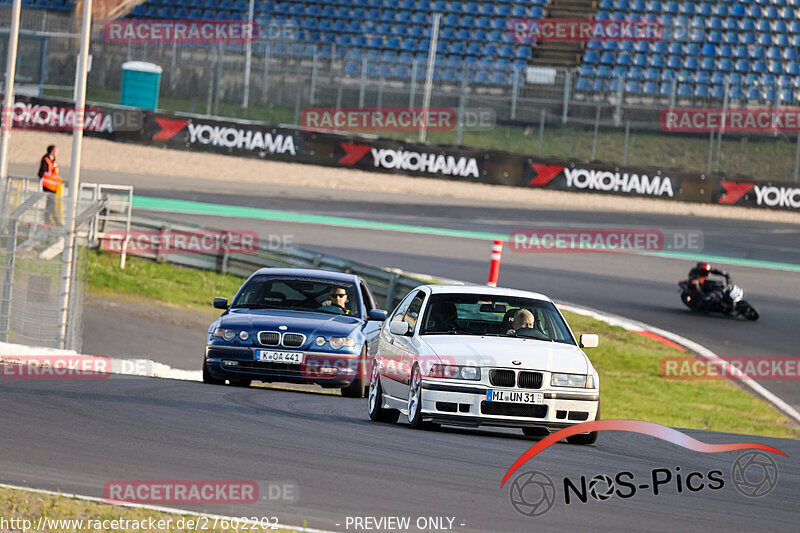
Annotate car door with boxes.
[388,291,427,400]
[359,280,382,355]
[379,290,421,398]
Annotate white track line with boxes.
[0,483,337,533]
[557,301,800,426]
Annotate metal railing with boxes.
[97,215,434,310]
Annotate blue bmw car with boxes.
[203,268,388,397]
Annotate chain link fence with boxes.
[0,177,104,351]
[3,7,799,181]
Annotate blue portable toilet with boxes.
[120,61,162,110]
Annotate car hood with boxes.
[217,309,363,337]
[421,335,589,374]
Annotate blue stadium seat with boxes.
[707,17,723,30]
[701,57,715,70]
[680,1,695,15]
[768,61,784,74]
[701,43,717,56]
[584,50,600,64]
[660,80,675,96]
[752,46,766,59]
[731,5,745,17]
[694,84,710,98]
[711,71,726,84]
[684,56,699,69]
[661,68,676,81]
[644,67,660,80]
[714,4,729,17]
[596,65,613,78]
[667,55,682,68]
[776,34,791,47]
[687,43,701,55]
[763,74,777,87]
[735,59,750,72]
[748,5,761,18]
[627,67,644,80]
[746,86,761,100]
[472,70,490,84]
[758,34,773,46]
[733,45,748,58]
[677,83,693,96]
[626,80,643,93]
[576,77,593,91]
[711,85,725,98]
[649,54,666,67]
[719,45,733,57]
[643,81,659,95]
[781,90,796,103]
[617,52,632,66]
[729,86,745,99]
[579,64,596,77]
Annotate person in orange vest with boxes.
[37,144,62,225]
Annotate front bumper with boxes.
[204,345,363,387]
[420,379,599,430]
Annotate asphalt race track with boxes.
[3,169,799,532]
[93,173,800,411]
[0,375,796,532]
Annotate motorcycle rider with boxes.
[687,261,729,311]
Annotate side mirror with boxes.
[579,334,599,349]
[213,297,229,310]
[368,309,389,321]
[389,321,411,336]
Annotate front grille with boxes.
[282,333,306,347]
[518,371,543,389]
[258,332,280,346]
[568,411,589,421]
[481,401,547,418]
[235,361,305,376]
[489,369,515,387]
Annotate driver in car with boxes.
[507,309,534,335]
[322,287,351,314]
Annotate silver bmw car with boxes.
[367,285,601,444]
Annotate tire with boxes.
[567,400,600,445]
[340,346,368,398]
[229,379,251,387]
[202,361,224,385]
[522,427,550,438]
[738,301,760,321]
[368,361,400,423]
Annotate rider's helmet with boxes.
[696,261,711,276]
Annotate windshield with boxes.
[419,293,575,345]
[231,276,360,316]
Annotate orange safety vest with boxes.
[41,156,61,192]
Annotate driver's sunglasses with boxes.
[333,293,347,298]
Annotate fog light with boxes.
[314,336,326,347]
[239,330,249,341]
[222,360,239,367]
[319,367,338,375]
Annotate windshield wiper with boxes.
[231,304,281,309]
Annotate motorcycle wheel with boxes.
[681,292,698,311]
[737,301,760,321]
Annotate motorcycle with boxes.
[678,275,759,321]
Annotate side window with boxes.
[391,291,417,323]
[360,281,376,312]
[403,292,426,331]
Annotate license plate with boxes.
[487,389,543,404]
[256,350,304,365]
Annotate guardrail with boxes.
[99,215,433,310]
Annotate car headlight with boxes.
[429,364,481,381]
[329,337,355,350]
[238,330,249,341]
[314,336,326,347]
[213,328,236,342]
[551,373,588,388]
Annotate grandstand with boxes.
[118,0,800,103]
[4,0,800,103]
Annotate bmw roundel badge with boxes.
[512,360,521,365]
